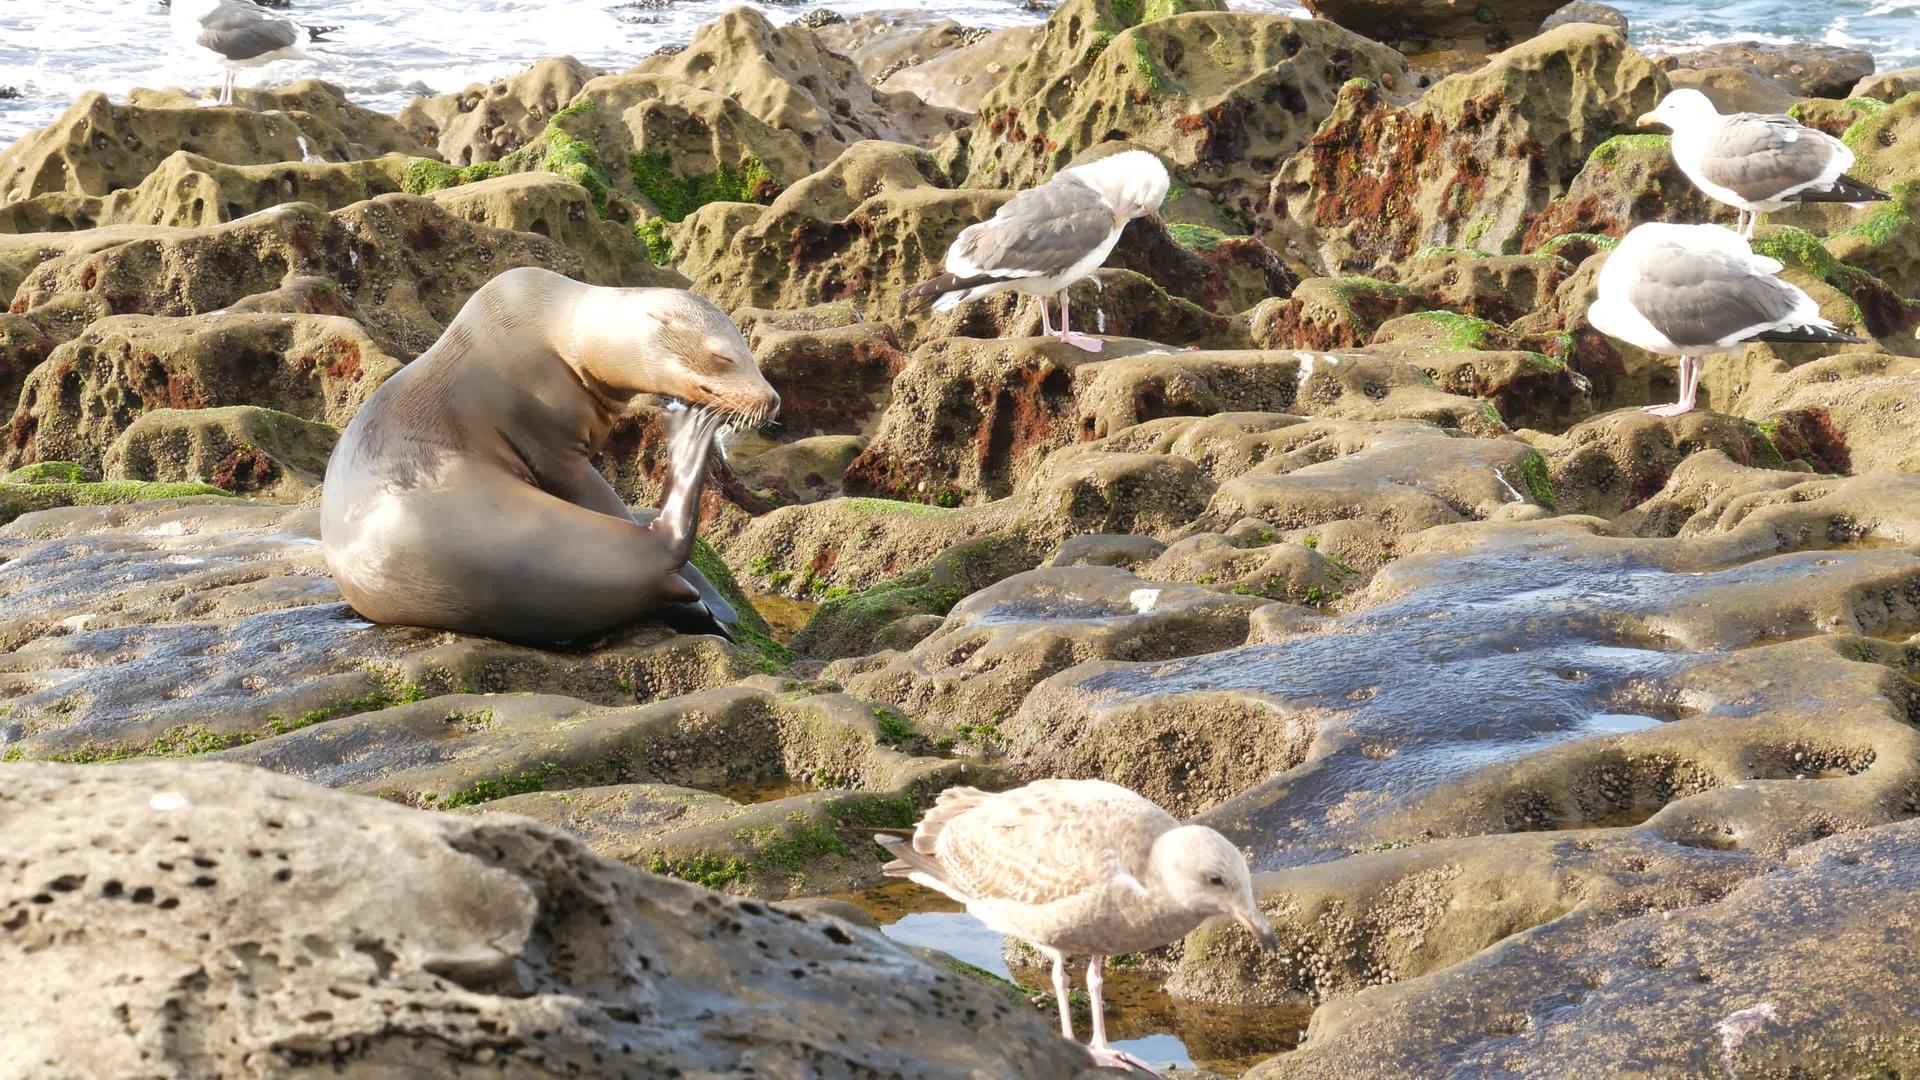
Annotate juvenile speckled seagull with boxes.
[1638,89,1890,239]
[169,0,338,107]
[875,779,1274,1076]
[1588,222,1862,417]
[907,150,1170,353]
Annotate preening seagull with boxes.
[874,779,1274,1077]
[168,0,338,107]
[906,150,1170,353]
[1588,222,1862,417]
[1639,89,1890,239]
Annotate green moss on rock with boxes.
[1517,448,1556,509]
[5,461,87,484]
[1587,133,1670,168]
[0,479,234,527]
[688,537,792,673]
[635,217,674,265]
[629,150,778,222]
[401,157,504,196]
[1409,310,1500,351]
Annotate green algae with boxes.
[1517,449,1556,509]
[0,479,234,528]
[1409,310,1500,351]
[1166,222,1239,249]
[635,217,674,265]
[401,157,503,196]
[5,461,86,484]
[840,497,953,516]
[1587,133,1670,168]
[629,150,777,222]
[1536,232,1619,257]
[1843,181,1913,247]
[688,537,791,673]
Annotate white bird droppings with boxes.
[1491,467,1526,503]
[149,792,190,811]
[1716,1002,1777,1071]
[1129,588,1160,613]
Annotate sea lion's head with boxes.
[567,286,780,427]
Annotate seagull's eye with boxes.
[1207,874,1225,887]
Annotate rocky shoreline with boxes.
[2,1,1918,1075]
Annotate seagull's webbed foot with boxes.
[1640,401,1696,418]
[1055,330,1104,353]
[1087,1046,1166,1077]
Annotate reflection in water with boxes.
[837,882,1305,1075]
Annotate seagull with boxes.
[1588,222,1862,417]
[874,779,1274,1077]
[168,0,338,107]
[906,150,1170,353]
[1638,89,1891,239]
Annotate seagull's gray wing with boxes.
[947,175,1118,280]
[1693,114,1846,203]
[1626,245,1818,348]
[196,0,301,60]
[929,780,1177,906]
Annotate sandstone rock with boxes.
[792,534,1041,660]
[1851,66,1920,102]
[1269,27,1666,272]
[735,435,867,506]
[102,405,338,499]
[0,760,1092,1076]
[847,337,1506,509]
[2,313,397,473]
[734,304,910,441]
[1534,409,1786,517]
[1539,2,1627,35]
[1663,65,1799,114]
[1654,40,1874,99]
[125,80,430,158]
[1241,820,1920,1077]
[632,8,970,153]
[814,10,978,82]
[880,24,1046,112]
[1521,132,1738,247]
[0,90,422,204]
[727,495,1026,598]
[11,194,586,358]
[963,0,1408,228]
[527,72,815,223]
[0,314,55,416]
[0,474,232,527]
[425,171,683,288]
[0,151,409,234]
[397,56,605,166]
[1738,352,1920,474]
[1304,0,1562,54]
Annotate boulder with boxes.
[2,313,398,473]
[1534,409,1786,518]
[631,8,970,153]
[813,10,982,82]
[1663,65,1799,114]
[11,194,587,358]
[0,89,422,203]
[1653,41,1875,100]
[1268,26,1666,272]
[1521,132,1738,247]
[101,405,339,499]
[397,56,605,166]
[426,171,683,287]
[1539,2,1627,35]
[1303,0,1563,54]
[962,0,1409,228]
[0,151,410,235]
[0,314,56,416]
[0,760,1091,1077]
[1851,66,1920,102]
[880,25,1046,112]
[125,80,430,158]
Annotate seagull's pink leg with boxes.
[1644,355,1699,417]
[1055,290,1103,353]
[1037,293,1055,338]
[1083,955,1164,1076]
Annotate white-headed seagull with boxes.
[908,150,1170,353]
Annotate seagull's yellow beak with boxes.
[1637,111,1663,129]
[1233,907,1277,952]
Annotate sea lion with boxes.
[319,266,779,645]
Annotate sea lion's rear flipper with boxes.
[678,564,739,630]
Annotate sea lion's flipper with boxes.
[678,564,739,630]
[649,406,729,562]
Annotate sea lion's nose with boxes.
[764,388,781,418]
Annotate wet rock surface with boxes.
[1,3,1918,1075]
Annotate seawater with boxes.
[9,0,1913,148]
